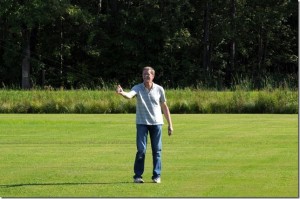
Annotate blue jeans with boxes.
[134,124,162,180]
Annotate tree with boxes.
[225,0,236,88]
[0,0,69,89]
[202,0,212,85]
[236,0,297,88]
[0,0,297,89]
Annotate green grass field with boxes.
[0,114,298,197]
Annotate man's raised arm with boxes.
[116,85,135,99]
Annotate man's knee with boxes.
[136,151,146,159]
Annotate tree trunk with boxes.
[21,26,31,89]
[254,23,266,89]
[98,0,102,14]
[226,0,236,88]
[202,1,211,84]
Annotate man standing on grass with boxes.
[116,66,173,184]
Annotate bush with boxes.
[0,89,297,114]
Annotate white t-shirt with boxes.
[129,83,166,125]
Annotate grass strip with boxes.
[0,89,298,113]
[0,114,297,197]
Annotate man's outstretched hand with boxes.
[116,85,123,94]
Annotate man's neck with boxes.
[144,82,153,90]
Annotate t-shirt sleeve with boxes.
[129,85,139,97]
[160,87,166,103]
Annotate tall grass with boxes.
[0,89,297,113]
[167,88,298,113]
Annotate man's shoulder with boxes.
[153,83,164,91]
[131,83,165,91]
[131,83,144,91]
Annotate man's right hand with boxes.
[116,85,123,94]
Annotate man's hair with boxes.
[143,66,155,76]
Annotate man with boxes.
[116,66,173,183]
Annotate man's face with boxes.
[142,69,154,83]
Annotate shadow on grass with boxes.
[0,182,134,188]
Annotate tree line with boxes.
[0,0,298,90]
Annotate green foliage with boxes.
[0,0,297,89]
[0,114,297,197]
[0,89,297,114]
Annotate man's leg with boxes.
[149,125,162,180]
[133,124,148,179]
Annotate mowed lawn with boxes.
[0,114,298,197]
